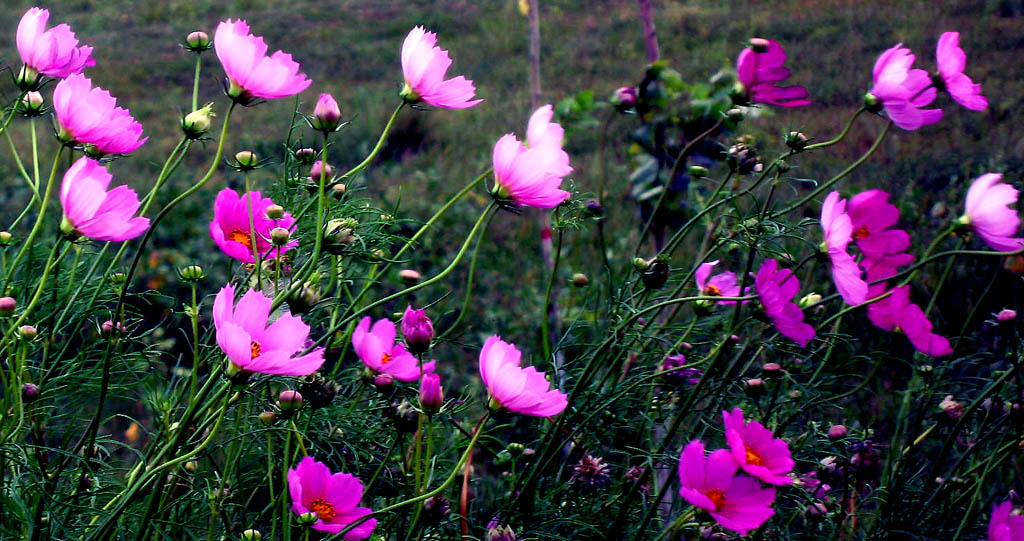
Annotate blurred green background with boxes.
[0,0,1021,354]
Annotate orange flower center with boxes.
[705,284,722,296]
[228,230,253,249]
[381,352,392,365]
[250,340,262,359]
[310,498,337,520]
[745,446,763,466]
[704,488,727,509]
[852,226,870,240]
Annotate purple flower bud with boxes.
[939,395,964,421]
[744,378,766,396]
[402,306,435,355]
[22,383,39,403]
[827,424,848,439]
[762,362,782,374]
[0,297,15,315]
[419,373,444,414]
[373,372,395,391]
[310,160,333,182]
[611,86,637,110]
[997,308,1017,322]
[18,325,37,341]
[101,320,126,336]
[311,93,342,132]
[277,390,303,411]
[185,31,211,52]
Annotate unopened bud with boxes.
[402,306,434,355]
[798,292,822,308]
[507,442,525,456]
[258,411,277,426]
[419,373,444,414]
[785,131,808,152]
[101,320,126,336]
[18,325,37,341]
[939,395,964,421]
[110,272,127,285]
[726,108,744,122]
[270,227,291,246]
[611,86,637,110]
[997,309,1017,322]
[240,529,262,540]
[296,512,319,525]
[827,425,847,439]
[310,93,342,132]
[762,362,782,374]
[0,231,12,245]
[584,199,604,218]
[286,283,320,315]
[0,297,16,315]
[688,165,709,178]
[21,383,39,404]
[399,269,421,284]
[179,265,205,282]
[749,38,770,53]
[184,460,198,473]
[182,103,215,139]
[20,91,44,115]
[373,373,394,391]
[234,151,258,169]
[185,31,212,52]
[310,161,333,183]
[293,147,317,164]
[744,378,766,397]
[277,390,303,411]
[862,93,881,112]
[571,273,589,287]
[331,183,347,199]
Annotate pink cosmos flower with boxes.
[288,456,376,538]
[352,317,435,381]
[722,408,794,486]
[52,73,147,156]
[16,7,94,81]
[59,157,148,242]
[755,259,815,347]
[961,173,1024,252]
[735,38,811,108]
[214,19,311,101]
[695,260,743,305]
[209,188,298,264]
[213,283,326,376]
[677,440,776,536]
[988,501,1024,541]
[847,189,912,263]
[866,285,952,357]
[936,32,988,111]
[479,335,567,417]
[821,192,868,305]
[870,44,942,130]
[400,26,482,109]
[492,105,572,208]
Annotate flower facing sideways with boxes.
[754,259,815,348]
[59,157,149,242]
[936,32,987,111]
[288,456,376,538]
[869,44,942,131]
[735,38,811,108]
[400,26,482,109]
[213,284,325,376]
[491,105,572,209]
[215,19,311,102]
[479,335,567,417]
[960,173,1024,253]
[352,317,435,381]
[209,188,298,264]
[677,440,776,536]
[847,189,912,264]
[695,260,744,305]
[16,7,94,84]
[821,191,868,305]
[866,285,952,357]
[53,73,147,156]
[722,408,795,486]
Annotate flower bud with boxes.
[421,495,450,526]
[185,31,212,52]
[373,373,395,391]
[640,258,669,290]
[997,308,1017,322]
[310,93,342,132]
[20,91,45,116]
[399,269,422,285]
[749,38,770,52]
[101,320,127,337]
[390,400,419,433]
[507,442,525,456]
[241,529,262,540]
[293,147,317,164]
[15,65,41,91]
[744,378,766,397]
[18,325,37,341]
[762,362,782,374]
[331,183,347,199]
[862,93,881,112]
[0,297,16,315]
[402,306,435,354]
[571,273,589,288]
[178,264,205,282]
[419,373,444,414]
[297,373,340,410]
[270,227,291,247]
[296,512,319,525]
[584,199,604,219]
[184,460,198,473]
[277,390,303,411]
[110,272,127,285]
[798,292,822,308]
[0,231,12,245]
[688,165,709,178]
[258,411,277,426]
[610,86,637,110]
[234,151,258,170]
[486,525,517,541]
[827,424,848,439]
[286,283,320,315]
[726,108,744,122]
[21,383,39,404]
[939,395,964,422]
[785,131,809,152]
[310,161,333,183]
[182,103,215,139]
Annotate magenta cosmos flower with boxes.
[209,188,298,264]
[213,283,325,376]
[735,38,811,108]
[821,192,868,305]
[866,285,952,357]
[695,260,743,305]
[722,408,794,486]
[847,189,912,263]
[870,44,942,131]
[755,259,815,348]
[215,19,311,102]
[400,26,482,109]
[677,440,776,536]
[479,335,567,417]
[960,173,1024,252]
[288,456,376,539]
[52,73,147,156]
[16,7,94,83]
[936,32,988,111]
[59,157,148,242]
[492,105,572,209]
[352,317,435,381]
[401,306,434,355]
[988,501,1024,541]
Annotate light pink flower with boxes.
[736,39,811,108]
[479,335,567,417]
[52,73,147,156]
[677,440,776,536]
[59,157,148,242]
[821,192,868,305]
[695,260,743,305]
[936,32,988,111]
[492,105,572,209]
[208,188,298,264]
[988,501,1024,541]
[215,19,311,101]
[722,408,794,486]
[288,456,376,538]
[352,317,435,382]
[847,189,912,263]
[961,173,1024,252]
[755,259,816,347]
[400,26,482,109]
[870,44,942,131]
[16,7,94,80]
[866,285,952,357]
[213,284,325,376]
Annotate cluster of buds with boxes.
[727,140,763,175]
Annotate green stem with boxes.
[804,107,866,150]
[540,225,564,364]
[2,145,64,293]
[337,102,404,183]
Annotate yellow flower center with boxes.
[745,446,763,466]
[705,284,722,296]
[250,340,262,359]
[381,352,392,365]
[228,230,253,249]
[310,498,336,520]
